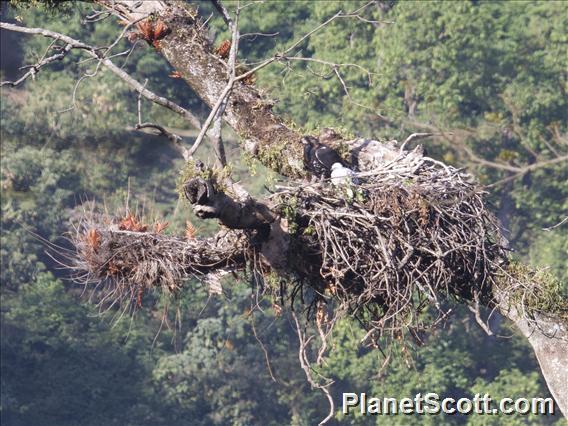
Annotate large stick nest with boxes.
[273,152,508,341]
[67,151,509,341]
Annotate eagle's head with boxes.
[301,136,320,147]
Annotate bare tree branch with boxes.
[234,9,345,83]
[400,118,568,185]
[188,2,240,158]
[292,312,335,425]
[399,132,435,151]
[0,22,202,130]
[1,40,73,87]
[463,145,568,174]
[83,8,112,24]
[136,122,190,160]
[543,216,568,231]
[210,0,232,28]
[134,78,190,160]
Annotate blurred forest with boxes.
[1,1,566,425]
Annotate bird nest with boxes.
[272,153,508,342]
[66,151,509,343]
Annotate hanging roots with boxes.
[272,153,509,343]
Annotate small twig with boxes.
[100,14,149,59]
[464,145,568,174]
[83,9,112,23]
[468,292,493,336]
[543,216,568,231]
[1,43,73,87]
[250,313,278,383]
[292,312,335,425]
[240,31,279,40]
[399,132,435,152]
[235,3,371,83]
[135,122,189,160]
[137,79,148,125]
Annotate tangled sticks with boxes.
[69,149,509,341]
[274,152,508,342]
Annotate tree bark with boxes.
[183,176,276,231]
[495,290,568,415]
[97,0,306,177]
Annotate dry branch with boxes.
[0,21,202,130]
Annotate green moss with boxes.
[302,225,315,236]
[265,270,281,291]
[241,151,259,176]
[281,195,299,235]
[238,130,305,178]
[257,141,289,174]
[498,261,568,323]
[354,189,366,203]
[333,126,356,141]
[281,117,302,132]
[176,160,232,199]
[256,142,305,178]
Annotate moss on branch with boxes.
[496,261,568,324]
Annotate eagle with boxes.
[301,136,345,179]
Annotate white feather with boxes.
[331,163,357,186]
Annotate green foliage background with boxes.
[1,1,566,425]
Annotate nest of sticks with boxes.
[67,151,509,341]
[272,153,508,342]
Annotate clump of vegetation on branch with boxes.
[496,261,568,323]
[67,209,253,312]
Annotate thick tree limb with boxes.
[494,288,568,415]
[183,176,276,231]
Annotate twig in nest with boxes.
[273,153,508,347]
